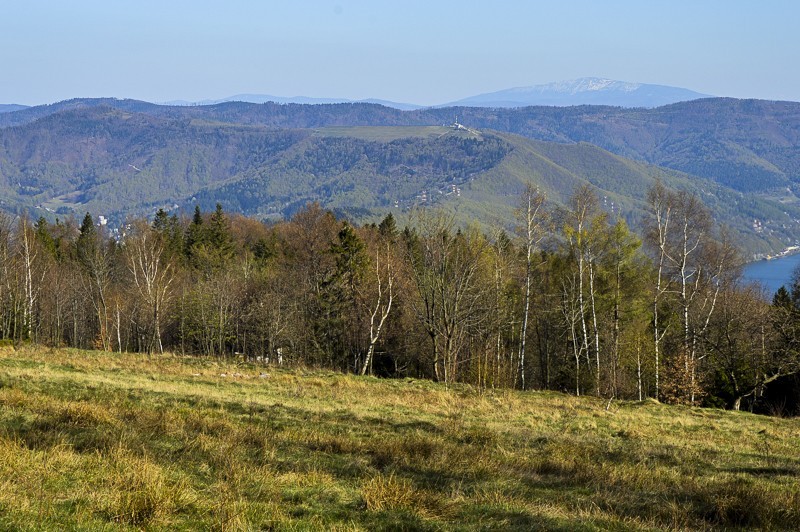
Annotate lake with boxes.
[742,253,800,296]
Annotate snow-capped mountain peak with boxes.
[445,77,710,108]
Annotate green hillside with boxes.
[1,107,799,255]
[197,125,505,219]
[456,134,800,254]
[0,347,797,530]
[4,97,800,197]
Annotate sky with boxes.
[1,0,798,106]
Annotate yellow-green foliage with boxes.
[0,346,798,530]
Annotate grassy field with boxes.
[0,347,798,530]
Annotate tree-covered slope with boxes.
[0,106,314,215]
[0,104,28,114]
[192,126,509,219]
[1,106,799,255]
[453,134,800,255]
[4,97,800,196]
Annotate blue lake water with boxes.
[742,253,800,296]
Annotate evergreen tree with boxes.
[153,208,170,233]
[378,213,398,241]
[320,222,369,370]
[76,213,97,267]
[34,216,57,258]
[774,285,791,309]
[184,206,206,263]
[207,203,234,259]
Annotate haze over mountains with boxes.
[444,77,713,108]
[156,78,711,109]
[162,95,425,111]
[1,78,714,111]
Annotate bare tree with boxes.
[646,181,672,399]
[705,282,785,410]
[516,185,547,390]
[646,185,734,404]
[125,220,176,354]
[77,214,116,351]
[406,211,488,384]
[15,216,49,341]
[562,185,607,395]
[361,244,394,375]
[560,271,585,395]
[0,213,14,339]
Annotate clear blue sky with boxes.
[2,0,798,106]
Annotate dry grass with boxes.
[362,472,417,512]
[0,346,798,530]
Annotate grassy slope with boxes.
[0,348,798,530]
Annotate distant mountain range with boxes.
[137,77,712,110]
[161,94,424,111]
[1,97,800,255]
[2,96,797,197]
[443,77,713,108]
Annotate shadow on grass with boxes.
[725,465,798,477]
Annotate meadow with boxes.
[0,346,798,530]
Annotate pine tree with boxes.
[77,213,97,267]
[321,222,368,370]
[184,206,206,263]
[378,213,398,241]
[34,216,57,258]
[207,203,234,260]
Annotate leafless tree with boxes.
[361,244,394,375]
[407,211,488,384]
[516,185,547,390]
[125,220,176,353]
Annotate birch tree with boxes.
[646,186,734,404]
[361,244,394,375]
[125,220,176,354]
[76,213,115,351]
[516,185,547,390]
[645,181,673,399]
[561,186,608,395]
[16,216,50,341]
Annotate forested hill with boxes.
[0,105,799,254]
[3,97,800,196]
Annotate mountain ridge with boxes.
[0,105,797,255]
[3,77,715,112]
[443,77,712,108]
[3,96,798,197]
[0,104,29,114]
[162,94,424,111]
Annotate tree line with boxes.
[1,183,798,412]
